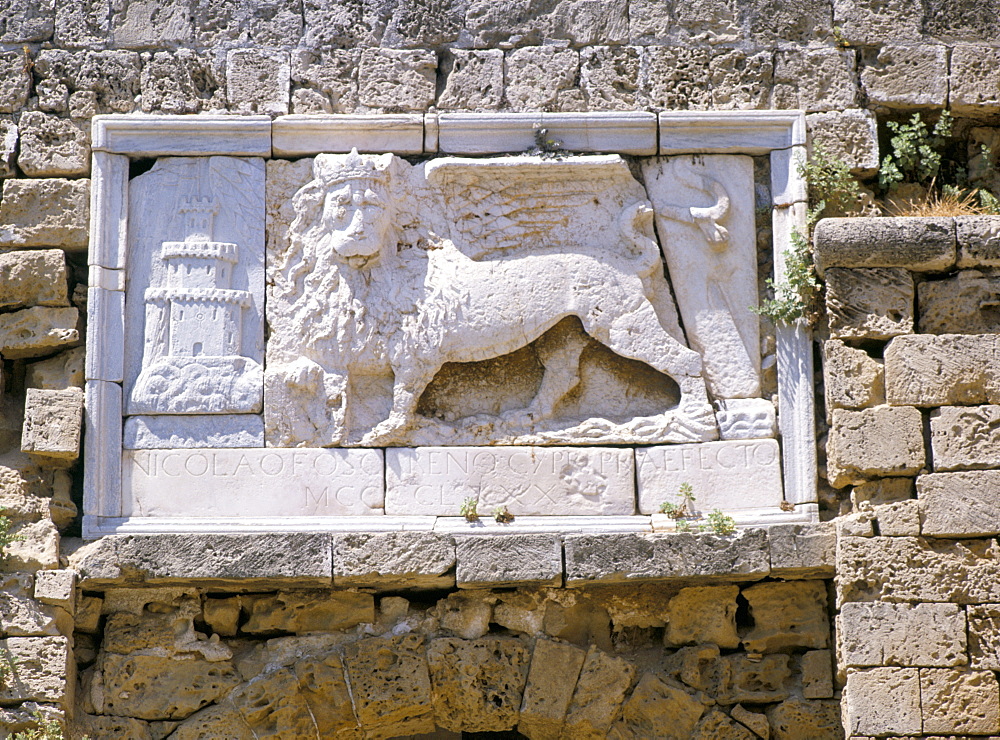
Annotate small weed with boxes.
[0,647,19,686]
[0,515,24,558]
[675,518,693,533]
[658,501,685,518]
[799,143,868,219]
[780,500,795,512]
[12,712,84,740]
[493,506,514,524]
[879,111,953,192]
[460,498,479,522]
[887,182,1000,217]
[752,226,822,325]
[831,25,850,47]
[700,509,737,536]
[529,124,565,159]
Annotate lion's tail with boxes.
[619,201,666,278]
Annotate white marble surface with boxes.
[123,415,264,449]
[716,398,777,440]
[271,114,424,156]
[386,447,635,516]
[636,439,784,515]
[122,448,384,517]
[88,152,129,270]
[85,287,124,383]
[92,115,272,157]
[659,111,805,154]
[83,380,122,519]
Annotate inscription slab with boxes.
[386,447,634,516]
[122,448,384,518]
[636,440,783,514]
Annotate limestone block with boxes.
[714,399,776,441]
[919,272,1000,334]
[334,532,455,590]
[0,574,59,637]
[192,0,302,46]
[103,610,230,661]
[292,653,359,736]
[344,634,434,737]
[0,0,53,42]
[580,46,641,111]
[2,519,59,573]
[504,46,582,112]
[455,535,562,589]
[918,470,1000,536]
[968,604,1000,670]
[431,591,492,640]
[766,698,842,740]
[844,667,920,736]
[17,112,89,177]
[768,522,836,579]
[851,477,914,507]
[832,0,922,44]
[26,347,84,391]
[839,602,967,667]
[885,334,999,406]
[0,636,70,705]
[300,0,385,47]
[931,405,1000,471]
[20,388,83,461]
[837,535,1000,604]
[140,50,226,114]
[730,705,770,739]
[874,499,921,536]
[825,267,914,340]
[562,647,636,739]
[742,581,829,653]
[0,250,69,311]
[122,415,264,449]
[4,705,68,740]
[290,48,358,114]
[0,179,90,249]
[823,341,884,414]
[109,0,192,47]
[710,50,773,111]
[242,591,373,634]
[380,0,464,48]
[745,0,832,42]
[801,650,833,699]
[957,216,1000,266]
[629,0,735,42]
[465,0,628,47]
[921,668,1000,734]
[439,49,503,111]
[75,596,101,633]
[807,110,880,176]
[773,48,858,112]
[225,48,289,116]
[641,47,711,111]
[0,52,30,112]
[358,48,435,112]
[0,118,16,177]
[612,672,704,739]
[637,440,782,514]
[716,654,792,705]
[664,585,739,648]
[427,636,530,733]
[813,217,955,274]
[518,639,587,739]
[861,45,949,109]
[32,570,74,611]
[54,0,109,47]
[229,668,319,738]
[33,50,142,114]
[0,307,79,361]
[836,511,875,537]
[167,701,253,740]
[202,597,240,637]
[826,407,925,488]
[951,45,1000,114]
[922,0,1000,39]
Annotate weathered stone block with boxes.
[640,46,712,111]
[918,470,1000,536]
[630,0,737,42]
[851,477,914,506]
[293,652,359,736]
[0,0,53,42]
[773,48,858,112]
[768,522,836,579]
[25,347,85,391]
[716,654,792,705]
[825,267,914,340]
[192,0,303,47]
[814,217,955,274]
[0,307,79,360]
[0,118,16,177]
[919,272,1000,334]
[54,0,109,47]
[807,109,879,176]
[109,0,191,48]
[664,585,739,648]
[518,638,586,739]
[0,51,31,113]
[344,634,434,737]
[290,48,358,114]
[690,709,754,740]
[466,0,628,47]
[427,636,530,734]
[504,46,583,112]
[745,0,832,42]
[438,49,503,111]
[0,574,59,637]
[968,604,1000,670]
[861,44,949,109]
[242,590,373,634]
[580,46,641,111]
[827,407,926,488]
[167,701,252,740]
[0,250,69,311]
[844,667,921,736]
[823,341,884,415]
[140,50,226,114]
[708,49,773,111]
[32,569,74,611]
[874,499,921,536]
[226,48,289,116]
[920,668,1000,734]
[0,636,70,705]
[613,671,705,739]
[229,667,319,737]
[203,597,240,638]
[359,48,435,112]
[766,698,842,740]
[455,534,561,589]
[21,388,83,461]
[801,650,834,699]
[563,646,636,738]
[839,602,966,667]
[334,532,455,590]
[3,520,59,572]
[922,0,1000,40]
[0,179,90,249]
[17,112,89,177]
[832,0,922,44]
[34,49,141,114]
[956,215,1000,266]
[564,530,770,585]
[951,45,1000,114]
[742,581,829,653]
[885,334,1000,406]
[931,405,1000,471]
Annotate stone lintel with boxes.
[92,115,272,157]
[272,114,424,156]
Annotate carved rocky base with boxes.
[129,356,263,414]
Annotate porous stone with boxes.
[334,532,455,590]
[919,272,1000,334]
[25,347,84,391]
[0,118,16,176]
[34,50,142,114]
[226,48,290,116]
[832,0,922,44]
[167,701,252,740]
[192,0,303,46]
[951,45,1000,114]
[714,50,774,110]
[109,0,192,47]
[823,341,885,414]
[54,0,109,47]
[431,591,492,640]
[765,698,842,740]
[825,267,914,340]
[931,405,1000,470]
[0,307,80,360]
[922,0,1000,39]
[20,388,83,461]
[773,48,858,112]
[691,710,755,740]
[517,638,587,739]
[242,591,374,634]
[874,499,921,536]
[75,596,102,633]
[640,47,711,111]
[844,667,921,736]
[202,597,240,637]
[664,585,739,648]
[630,0,737,42]
[0,637,70,705]
[290,48,358,114]
[885,334,1000,406]
[921,668,1000,734]
[741,581,829,653]
[300,0,386,47]
[827,407,925,488]
[229,668,320,737]
[72,714,153,740]
[801,650,833,699]
[968,604,1000,670]
[380,0,465,47]
[564,530,770,585]
[427,636,530,734]
[293,652,359,736]
[358,48,435,112]
[957,216,1000,266]
[16,112,89,177]
[836,511,875,538]
[806,110,880,176]
[2,520,60,572]
[0,574,59,637]
[140,50,226,114]
[768,522,836,579]
[839,602,967,667]
[697,652,793,705]
[580,46,641,111]
[0,250,69,311]
[439,49,503,111]
[861,44,949,109]
[0,51,31,113]
[813,217,956,274]
[0,179,90,249]
[563,647,636,739]
[918,470,1000,536]
[504,46,582,112]
[32,570,74,611]
[745,0,832,42]
[851,477,914,507]
[456,535,561,588]
[0,0,53,42]
[612,672,705,739]
[730,704,770,739]
[344,634,434,737]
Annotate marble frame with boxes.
[83,111,815,537]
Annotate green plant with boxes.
[460,498,479,522]
[799,143,867,219]
[701,509,737,535]
[0,647,19,686]
[658,501,685,518]
[752,227,821,324]
[11,711,79,740]
[879,111,953,191]
[675,518,693,533]
[677,482,696,509]
[493,505,514,523]
[831,25,850,47]
[0,515,23,558]
[530,124,565,158]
